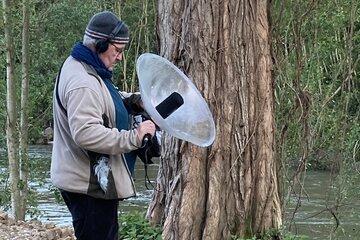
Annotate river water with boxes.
[0,145,359,239]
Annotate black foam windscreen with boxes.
[156,92,184,119]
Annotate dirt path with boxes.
[0,211,74,240]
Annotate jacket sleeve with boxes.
[66,87,142,155]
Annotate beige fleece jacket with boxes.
[51,56,141,199]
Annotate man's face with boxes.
[99,42,126,70]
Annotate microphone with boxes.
[142,92,184,145]
[156,92,184,119]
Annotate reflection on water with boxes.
[0,146,359,239]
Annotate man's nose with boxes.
[116,53,123,61]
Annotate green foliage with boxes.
[26,187,41,218]
[112,0,157,90]
[231,229,309,240]
[272,0,359,171]
[0,167,10,211]
[119,211,161,240]
[27,0,101,143]
[272,0,360,238]
[49,185,64,204]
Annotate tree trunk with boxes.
[147,0,282,239]
[3,0,21,220]
[19,0,30,220]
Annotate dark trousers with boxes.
[60,190,119,240]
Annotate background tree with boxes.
[2,0,31,220]
[19,0,30,220]
[147,0,282,239]
[2,0,21,219]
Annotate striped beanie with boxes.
[85,11,129,44]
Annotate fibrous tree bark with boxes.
[147,0,282,239]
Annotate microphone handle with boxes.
[142,133,152,146]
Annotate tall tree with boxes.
[19,0,30,220]
[2,0,31,221]
[147,0,282,239]
[2,0,21,219]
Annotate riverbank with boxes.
[0,211,74,240]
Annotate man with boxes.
[51,11,155,240]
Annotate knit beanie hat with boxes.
[85,11,129,44]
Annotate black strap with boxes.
[55,61,67,115]
[55,61,103,116]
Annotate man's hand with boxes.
[136,120,155,142]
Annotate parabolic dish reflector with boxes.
[136,53,216,147]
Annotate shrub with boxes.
[119,211,161,240]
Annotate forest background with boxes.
[0,0,359,239]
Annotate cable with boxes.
[143,147,155,190]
